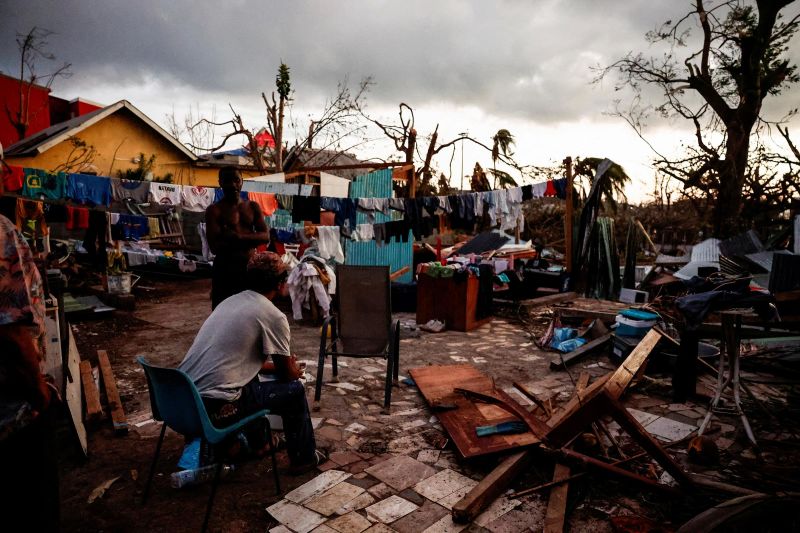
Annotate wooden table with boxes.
[416,273,492,332]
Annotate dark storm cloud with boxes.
[1,1,797,123]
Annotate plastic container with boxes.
[107,273,132,294]
[170,464,235,489]
[615,314,658,338]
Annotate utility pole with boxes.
[458,131,467,191]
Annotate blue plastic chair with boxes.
[137,356,280,532]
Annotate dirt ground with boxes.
[58,276,800,532]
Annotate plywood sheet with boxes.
[409,365,541,459]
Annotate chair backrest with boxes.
[137,356,215,440]
[335,265,391,355]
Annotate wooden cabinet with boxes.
[416,273,492,332]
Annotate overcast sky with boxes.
[2,0,799,201]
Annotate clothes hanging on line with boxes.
[292,196,321,224]
[316,226,345,263]
[181,185,215,212]
[149,182,181,206]
[22,169,67,201]
[67,173,113,207]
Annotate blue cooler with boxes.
[615,309,659,338]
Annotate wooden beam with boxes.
[556,307,619,324]
[549,333,612,370]
[294,161,410,172]
[97,350,128,435]
[520,292,577,310]
[79,360,103,422]
[546,373,610,430]
[389,266,411,281]
[512,381,552,417]
[559,448,681,496]
[605,329,661,401]
[452,451,531,523]
[454,387,551,438]
[564,156,574,274]
[543,463,571,533]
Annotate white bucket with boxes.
[107,273,132,294]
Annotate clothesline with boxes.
[2,164,568,212]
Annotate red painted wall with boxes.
[0,73,52,148]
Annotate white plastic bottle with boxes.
[170,464,235,489]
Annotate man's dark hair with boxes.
[219,166,241,183]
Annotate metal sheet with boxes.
[350,169,393,225]
[719,230,764,258]
[344,230,413,283]
[690,238,720,263]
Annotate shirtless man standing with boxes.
[206,166,271,309]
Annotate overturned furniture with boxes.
[315,265,400,408]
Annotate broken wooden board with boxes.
[543,463,571,533]
[409,365,542,458]
[97,349,128,435]
[519,292,577,310]
[452,451,531,523]
[79,359,103,422]
[549,333,612,370]
[66,329,88,457]
[605,329,661,400]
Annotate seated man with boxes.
[179,251,325,474]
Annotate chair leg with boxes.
[265,421,281,494]
[393,324,401,383]
[201,461,224,533]
[314,348,325,403]
[331,349,339,382]
[384,352,394,408]
[142,424,166,505]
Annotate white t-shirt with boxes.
[149,182,182,206]
[181,185,215,212]
[178,290,291,400]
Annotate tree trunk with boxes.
[275,95,285,171]
[713,123,750,237]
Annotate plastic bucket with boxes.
[107,273,132,294]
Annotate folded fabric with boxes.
[67,173,112,206]
[247,191,279,216]
[22,168,67,200]
[181,185,215,212]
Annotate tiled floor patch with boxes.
[266,500,326,533]
[365,455,437,491]
[365,495,419,523]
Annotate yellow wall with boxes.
[5,108,261,187]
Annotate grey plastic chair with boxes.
[314,265,400,408]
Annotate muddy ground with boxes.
[58,276,800,532]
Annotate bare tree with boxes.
[364,103,523,196]
[188,70,371,174]
[165,103,218,154]
[597,0,799,236]
[7,27,72,142]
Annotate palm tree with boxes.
[574,157,631,212]
[491,129,515,188]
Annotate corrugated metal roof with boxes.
[719,230,764,258]
[673,261,719,280]
[691,238,720,263]
[344,231,413,283]
[350,169,393,225]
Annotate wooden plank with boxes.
[605,329,662,401]
[543,463,571,533]
[409,365,540,458]
[452,451,531,523]
[512,381,551,417]
[79,360,103,422]
[549,333,612,370]
[546,373,610,430]
[575,372,590,393]
[66,329,88,457]
[519,291,577,310]
[453,387,552,437]
[389,266,411,281]
[97,349,129,435]
[556,307,619,324]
